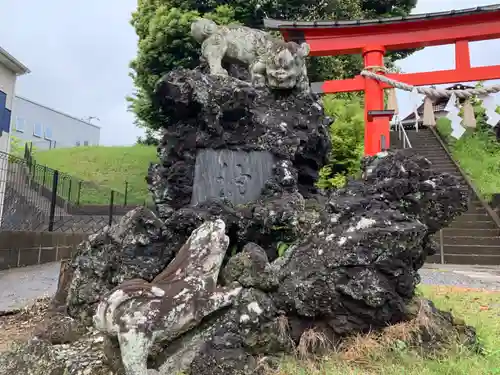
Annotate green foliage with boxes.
[34,145,157,204]
[277,241,290,258]
[9,135,27,156]
[317,96,365,189]
[136,128,161,146]
[129,0,417,131]
[129,3,238,130]
[435,97,500,201]
[279,286,500,374]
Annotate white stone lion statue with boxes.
[191,18,311,93]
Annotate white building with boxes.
[0,46,30,225]
[11,96,101,150]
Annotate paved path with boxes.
[0,262,499,313]
[420,264,500,291]
[0,262,59,312]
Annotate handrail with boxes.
[428,126,500,234]
[393,116,413,149]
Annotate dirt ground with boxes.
[0,298,50,352]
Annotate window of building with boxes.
[76,141,81,146]
[15,117,25,132]
[44,126,53,140]
[83,140,89,146]
[33,123,43,137]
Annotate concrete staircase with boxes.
[390,126,500,265]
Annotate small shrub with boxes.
[317,95,364,190]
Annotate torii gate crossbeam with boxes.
[264,4,500,156]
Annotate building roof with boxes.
[0,46,30,75]
[15,96,101,129]
[263,4,500,29]
[401,103,448,123]
[401,84,476,123]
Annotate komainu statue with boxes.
[191,18,311,92]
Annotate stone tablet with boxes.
[191,149,275,206]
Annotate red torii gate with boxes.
[264,4,500,156]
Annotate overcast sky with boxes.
[396,0,500,118]
[0,0,139,145]
[0,0,498,146]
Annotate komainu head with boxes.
[266,41,310,90]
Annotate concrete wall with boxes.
[0,231,86,270]
[0,63,17,227]
[11,96,100,150]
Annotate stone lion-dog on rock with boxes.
[191,18,311,92]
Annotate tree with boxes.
[129,0,418,131]
[136,128,162,146]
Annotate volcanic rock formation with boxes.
[0,68,474,375]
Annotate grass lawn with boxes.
[33,145,157,205]
[436,117,500,202]
[276,286,500,375]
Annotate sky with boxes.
[395,0,500,118]
[0,0,498,146]
[0,0,140,146]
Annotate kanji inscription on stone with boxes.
[191,149,275,206]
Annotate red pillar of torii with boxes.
[264,5,500,156]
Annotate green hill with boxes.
[33,145,157,205]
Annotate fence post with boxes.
[439,229,445,264]
[68,179,73,203]
[76,181,82,205]
[124,181,128,206]
[48,170,59,232]
[29,160,36,189]
[42,166,47,187]
[108,190,115,226]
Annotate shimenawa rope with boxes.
[360,69,500,99]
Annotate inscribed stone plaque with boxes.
[191,149,275,206]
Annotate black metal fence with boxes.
[0,146,151,233]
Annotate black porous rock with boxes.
[0,67,477,375]
[64,207,175,324]
[147,68,331,218]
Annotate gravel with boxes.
[419,266,500,291]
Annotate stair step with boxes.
[409,143,444,147]
[412,148,447,153]
[442,244,500,255]
[449,220,498,229]
[469,200,487,208]
[427,254,500,266]
[443,236,500,246]
[426,158,456,163]
[442,228,500,236]
[407,140,440,144]
[427,161,457,166]
[457,213,493,221]
[466,205,489,213]
[426,254,442,263]
[433,168,462,174]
